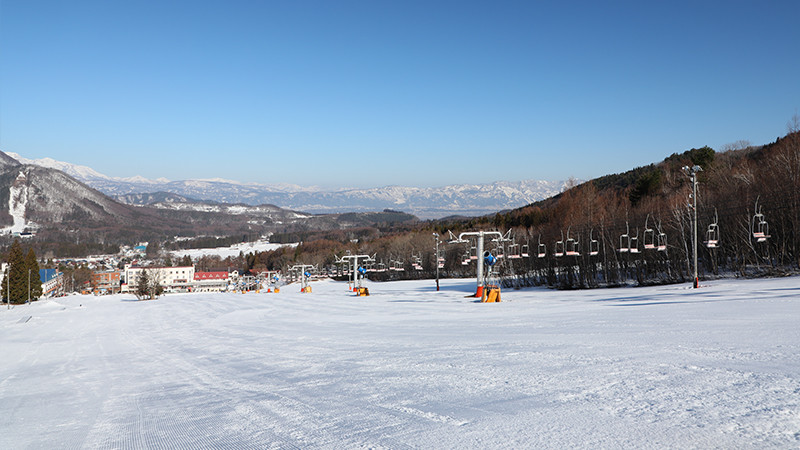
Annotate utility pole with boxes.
[28,269,31,304]
[683,165,702,288]
[433,233,440,291]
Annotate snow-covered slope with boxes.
[1,277,798,448]
[0,171,33,234]
[0,163,147,231]
[8,153,564,218]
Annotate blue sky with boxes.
[1,1,798,189]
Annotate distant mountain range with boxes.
[8,153,565,219]
[0,151,419,246]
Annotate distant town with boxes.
[1,241,299,298]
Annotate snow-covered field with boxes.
[1,277,799,448]
[169,240,293,260]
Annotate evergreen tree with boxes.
[135,269,150,300]
[134,268,164,300]
[25,248,43,300]
[2,240,28,304]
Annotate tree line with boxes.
[2,240,43,303]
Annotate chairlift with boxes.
[521,240,530,258]
[469,245,478,260]
[554,231,565,257]
[461,250,470,265]
[629,229,640,254]
[589,229,599,256]
[705,209,719,248]
[412,254,423,270]
[495,245,505,259]
[643,215,656,250]
[752,202,770,242]
[536,235,546,258]
[507,242,521,259]
[656,232,667,251]
[565,228,580,256]
[619,223,630,253]
[657,226,668,251]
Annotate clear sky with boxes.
[1,1,798,189]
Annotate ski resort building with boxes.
[39,268,64,297]
[92,270,122,295]
[193,271,230,292]
[0,265,64,298]
[122,265,195,293]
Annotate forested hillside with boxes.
[247,126,800,289]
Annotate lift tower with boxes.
[448,230,509,297]
[335,253,375,296]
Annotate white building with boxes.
[122,265,195,293]
[0,264,63,298]
[192,271,229,292]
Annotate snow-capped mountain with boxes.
[0,160,153,235]
[9,153,565,219]
[0,151,412,244]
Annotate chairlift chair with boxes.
[521,242,530,258]
[566,238,580,256]
[589,229,599,256]
[469,245,478,260]
[657,232,668,251]
[412,254,423,270]
[554,232,565,257]
[563,227,579,256]
[629,232,640,254]
[536,236,546,258]
[507,243,521,259]
[619,230,630,253]
[704,209,720,248]
[643,228,655,249]
[752,211,770,242]
[705,224,719,248]
[643,215,656,250]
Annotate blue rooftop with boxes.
[39,269,60,283]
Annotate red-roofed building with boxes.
[193,271,229,292]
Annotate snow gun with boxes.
[483,251,497,267]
